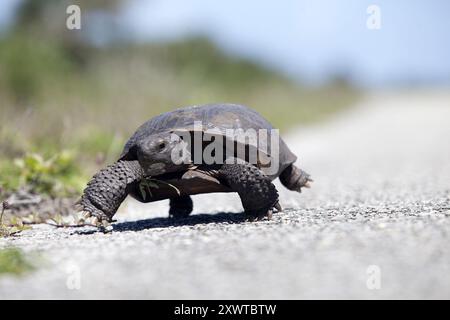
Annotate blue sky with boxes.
[1,0,450,87]
[121,0,450,87]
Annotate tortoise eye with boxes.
[158,142,166,150]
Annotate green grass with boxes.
[0,248,34,276]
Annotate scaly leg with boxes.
[219,162,280,221]
[78,160,144,222]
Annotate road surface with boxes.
[1,90,449,299]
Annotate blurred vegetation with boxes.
[0,0,359,196]
[1,152,84,196]
[0,248,34,276]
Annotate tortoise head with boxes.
[136,132,191,177]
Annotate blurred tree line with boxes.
[1,0,288,103]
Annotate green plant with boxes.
[0,247,34,276]
[12,151,85,196]
[0,201,30,237]
[0,202,7,236]
[139,178,181,200]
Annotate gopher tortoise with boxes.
[79,103,311,223]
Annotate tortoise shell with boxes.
[120,103,298,202]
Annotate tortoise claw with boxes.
[274,202,282,212]
[246,207,274,221]
[82,211,92,220]
[82,215,113,232]
[78,196,112,224]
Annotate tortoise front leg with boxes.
[79,160,144,222]
[218,162,280,221]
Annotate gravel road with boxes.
[1,90,449,299]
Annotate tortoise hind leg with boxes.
[219,162,280,221]
[169,195,193,218]
[279,164,312,192]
